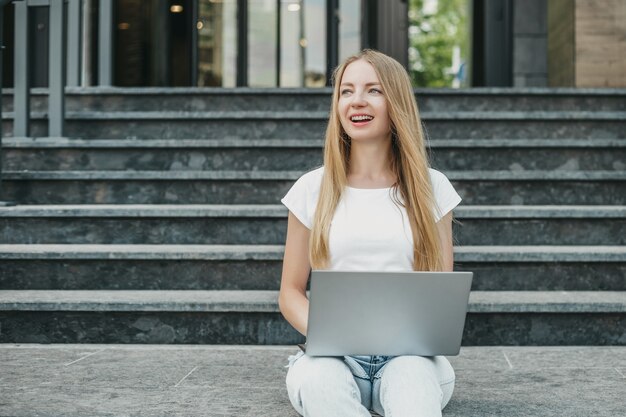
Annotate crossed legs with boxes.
[286,354,455,417]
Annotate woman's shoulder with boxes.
[427,167,449,183]
[426,168,461,220]
[427,168,458,198]
[302,165,325,179]
[281,166,324,229]
[294,165,324,188]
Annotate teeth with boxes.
[351,115,373,122]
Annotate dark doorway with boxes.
[115,0,192,86]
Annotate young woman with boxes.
[279,49,462,417]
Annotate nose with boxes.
[350,89,368,107]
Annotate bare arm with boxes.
[436,211,455,272]
[278,212,312,336]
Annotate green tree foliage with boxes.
[409,0,469,87]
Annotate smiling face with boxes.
[337,59,392,144]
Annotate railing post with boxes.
[81,0,93,86]
[13,0,29,137]
[49,0,66,137]
[98,0,113,86]
[67,0,81,87]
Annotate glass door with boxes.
[113,0,363,87]
[197,0,237,87]
[278,0,327,87]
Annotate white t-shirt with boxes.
[281,166,462,271]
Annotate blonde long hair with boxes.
[309,49,444,271]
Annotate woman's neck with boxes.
[347,139,396,188]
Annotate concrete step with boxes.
[0,289,624,344]
[1,205,624,245]
[1,244,624,291]
[0,344,624,417]
[4,110,626,139]
[4,138,625,172]
[3,170,625,204]
[4,87,626,112]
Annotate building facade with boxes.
[3,0,409,88]
[2,0,624,89]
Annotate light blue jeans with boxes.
[285,351,455,416]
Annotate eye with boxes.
[370,88,382,94]
[340,89,352,95]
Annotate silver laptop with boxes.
[304,270,473,356]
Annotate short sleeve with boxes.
[281,168,323,229]
[429,169,462,222]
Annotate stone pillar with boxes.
[548,0,626,87]
[513,0,547,87]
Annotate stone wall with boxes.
[574,0,626,87]
[548,0,626,87]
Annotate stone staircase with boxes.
[0,87,625,345]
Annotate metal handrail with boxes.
[0,0,74,205]
[48,0,66,138]
[12,0,28,138]
[12,0,67,139]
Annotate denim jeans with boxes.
[285,351,455,416]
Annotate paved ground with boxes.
[0,344,624,417]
